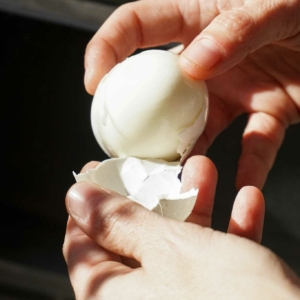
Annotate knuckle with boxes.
[215,9,255,43]
[95,198,138,243]
[281,32,300,50]
[110,3,143,50]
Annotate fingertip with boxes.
[182,155,218,192]
[179,38,224,80]
[228,186,265,243]
[238,186,265,208]
[183,156,218,227]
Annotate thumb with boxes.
[179,2,300,79]
[65,181,172,262]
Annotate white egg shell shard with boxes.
[91,49,208,162]
[74,157,198,221]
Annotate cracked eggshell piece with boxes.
[91,49,208,162]
[74,157,198,221]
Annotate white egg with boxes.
[91,49,208,161]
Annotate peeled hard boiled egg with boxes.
[91,50,208,162]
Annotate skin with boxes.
[84,0,300,189]
[63,156,300,299]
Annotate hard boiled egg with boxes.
[91,50,208,162]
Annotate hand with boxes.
[84,0,300,189]
[63,156,300,299]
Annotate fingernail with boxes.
[67,182,106,221]
[181,38,223,70]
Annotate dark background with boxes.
[0,3,299,299]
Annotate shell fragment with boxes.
[74,157,198,221]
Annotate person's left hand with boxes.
[63,156,276,299]
[83,0,300,190]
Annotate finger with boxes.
[227,186,265,243]
[79,161,142,268]
[84,0,217,94]
[63,218,127,298]
[179,1,300,80]
[65,182,173,263]
[84,0,187,94]
[63,218,146,299]
[236,112,285,190]
[80,161,100,173]
[63,217,122,271]
[183,156,218,227]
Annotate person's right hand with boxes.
[84,0,300,190]
[63,157,300,299]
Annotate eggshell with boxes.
[74,157,198,221]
